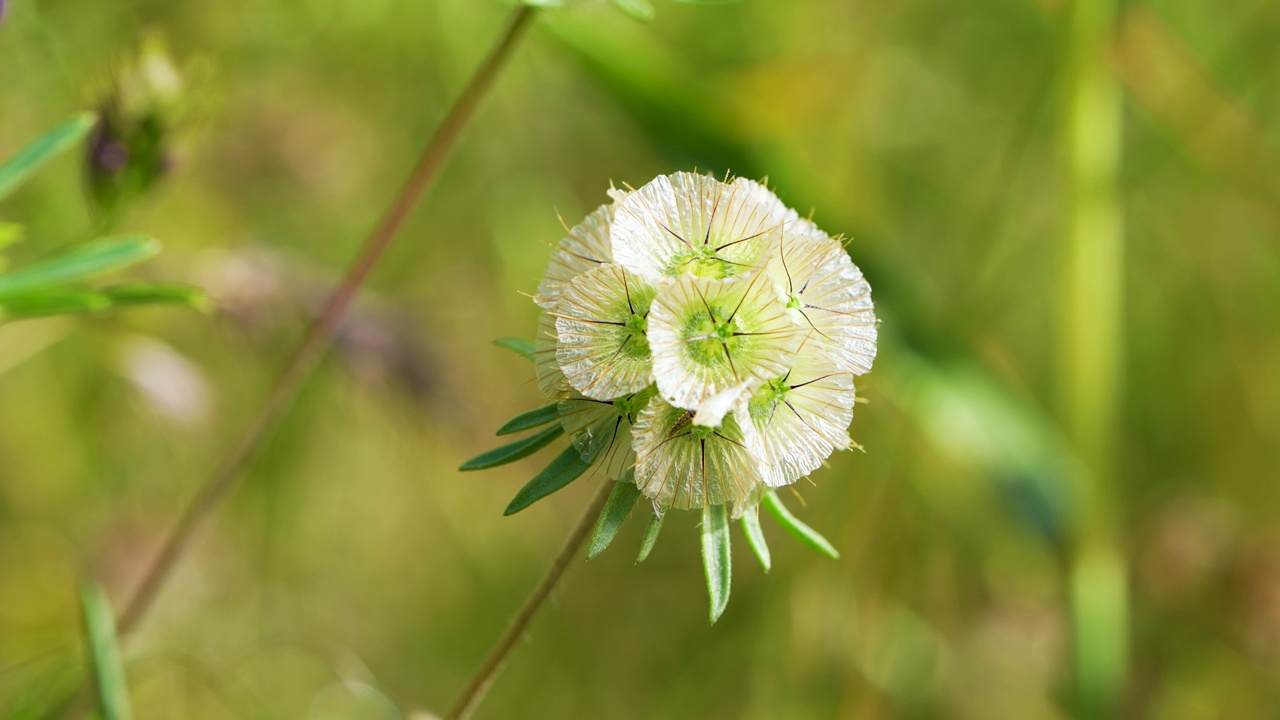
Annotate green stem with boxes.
[1059,0,1127,716]
[444,481,613,720]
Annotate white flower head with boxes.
[554,263,656,400]
[535,203,615,310]
[631,395,761,512]
[610,172,799,282]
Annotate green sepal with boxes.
[741,503,771,572]
[0,113,97,202]
[79,581,134,720]
[762,490,839,559]
[636,511,663,563]
[496,404,561,436]
[587,475,642,559]
[459,424,563,471]
[493,337,535,361]
[503,445,593,516]
[702,503,732,623]
[0,236,160,296]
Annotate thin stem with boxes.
[445,481,613,720]
[114,2,538,641]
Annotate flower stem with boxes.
[445,481,613,720]
[114,1,538,643]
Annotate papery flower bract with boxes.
[767,231,878,376]
[738,335,856,488]
[534,310,570,399]
[610,172,797,282]
[556,386,654,480]
[554,263,656,400]
[647,271,801,414]
[631,395,761,512]
[535,203,615,310]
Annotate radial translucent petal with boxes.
[631,395,761,511]
[647,272,801,411]
[610,173,801,282]
[554,264,656,400]
[767,233,877,375]
[535,203,615,310]
[556,386,654,480]
[738,338,856,487]
[534,311,569,399]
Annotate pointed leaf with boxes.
[0,113,97,202]
[0,236,160,296]
[702,503,732,623]
[503,445,593,515]
[496,404,561,436]
[762,490,839,559]
[100,283,210,311]
[741,503,771,572]
[493,337,535,361]
[459,424,563,471]
[79,582,134,720]
[636,512,663,563]
[587,476,642,559]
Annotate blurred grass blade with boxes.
[636,512,662,563]
[79,582,133,720]
[0,288,112,320]
[587,476,641,559]
[101,283,210,311]
[762,491,839,560]
[0,237,160,296]
[741,503,771,572]
[496,404,560,436]
[459,424,563,471]
[0,113,96,202]
[610,0,654,22]
[702,503,732,623]
[502,445,593,515]
[493,337,535,360]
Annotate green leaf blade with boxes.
[0,236,161,296]
[503,445,593,516]
[493,337,535,361]
[459,424,563,471]
[702,503,732,623]
[496,404,561,436]
[636,512,663,563]
[0,288,112,321]
[0,113,97,202]
[762,490,840,560]
[587,476,642,559]
[741,503,771,572]
[79,582,134,720]
[100,283,210,311]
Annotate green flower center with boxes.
[748,376,790,421]
[668,245,736,279]
[681,304,751,368]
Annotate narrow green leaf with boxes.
[459,424,563,471]
[762,490,840,560]
[610,0,655,21]
[0,288,112,320]
[636,512,663,563]
[503,445,593,516]
[0,113,97,202]
[702,503,732,623]
[496,404,561,436]
[100,283,211,311]
[493,337,535,361]
[587,476,642,559]
[741,503,771,573]
[0,236,160,296]
[79,582,133,720]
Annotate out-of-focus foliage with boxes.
[0,0,1278,718]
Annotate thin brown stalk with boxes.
[445,481,613,720]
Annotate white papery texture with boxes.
[739,339,856,487]
[767,233,878,375]
[535,203,616,310]
[631,395,761,511]
[535,310,570,399]
[647,272,800,412]
[610,173,799,282]
[554,264,655,400]
[556,393,644,481]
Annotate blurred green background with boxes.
[2,0,1279,717]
